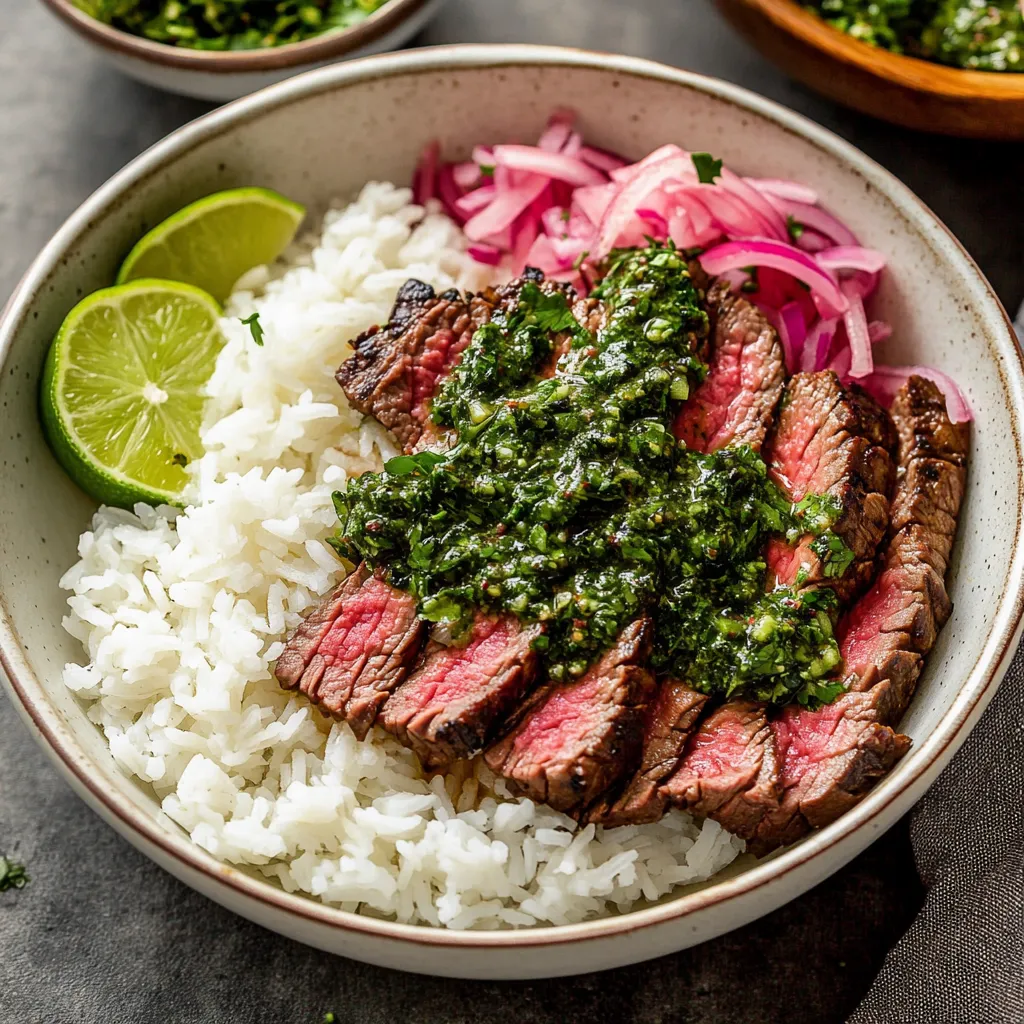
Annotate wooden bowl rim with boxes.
[40,0,433,74]
[733,0,1024,98]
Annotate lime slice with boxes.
[41,279,224,509]
[116,187,305,302]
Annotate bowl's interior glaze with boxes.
[0,52,1020,965]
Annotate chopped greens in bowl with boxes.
[72,0,393,50]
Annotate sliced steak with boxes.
[750,376,968,854]
[274,563,425,739]
[337,281,493,453]
[484,619,656,813]
[886,375,969,579]
[586,678,708,827]
[660,699,780,839]
[765,371,898,603]
[380,615,543,770]
[673,280,785,454]
[747,682,911,854]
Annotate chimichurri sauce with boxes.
[809,0,1024,73]
[332,244,848,707]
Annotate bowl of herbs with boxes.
[716,0,1024,138]
[40,0,448,101]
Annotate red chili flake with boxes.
[366,521,381,533]
[747,616,756,625]
[495,523,507,536]
[573,618,587,629]
[608,534,620,546]
[481,580,489,591]
[581,481,591,489]
[563,490,574,499]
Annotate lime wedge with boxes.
[116,187,305,302]
[41,280,224,509]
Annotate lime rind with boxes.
[41,279,224,510]
[116,187,306,303]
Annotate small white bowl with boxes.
[39,0,448,102]
[2,44,1022,979]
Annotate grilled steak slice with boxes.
[337,281,493,453]
[484,619,656,813]
[747,682,911,854]
[587,678,708,827]
[380,615,543,770]
[765,371,898,603]
[674,280,785,453]
[750,376,968,854]
[886,375,969,579]
[840,375,969,720]
[660,700,780,839]
[274,564,425,739]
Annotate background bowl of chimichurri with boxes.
[717,0,1024,138]
[39,0,448,101]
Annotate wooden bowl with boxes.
[716,0,1024,139]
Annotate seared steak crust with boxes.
[381,615,543,770]
[586,678,708,827]
[484,620,656,813]
[747,682,911,854]
[674,281,785,454]
[274,563,425,739]
[765,371,898,603]
[338,281,493,453]
[660,699,781,839]
[750,376,968,853]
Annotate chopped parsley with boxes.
[807,0,1024,72]
[240,312,265,347]
[331,243,850,705]
[692,152,724,185]
[0,856,29,892]
[72,0,393,51]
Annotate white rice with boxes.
[59,182,744,929]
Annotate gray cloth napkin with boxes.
[849,310,1024,1024]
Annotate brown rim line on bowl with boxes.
[716,0,1024,140]
[40,0,435,72]
[1,44,1023,979]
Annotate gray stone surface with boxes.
[0,1,1019,1022]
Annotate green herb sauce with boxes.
[332,244,848,706]
[73,0,391,51]
[808,0,1024,72]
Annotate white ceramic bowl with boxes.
[1,45,1022,979]
[39,0,448,102]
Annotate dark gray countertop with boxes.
[1,2,1020,1022]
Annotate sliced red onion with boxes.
[454,186,496,217]
[464,174,548,241]
[636,207,669,237]
[801,317,838,372]
[436,164,465,224]
[596,153,693,255]
[868,320,893,344]
[578,145,627,172]
[467,243,503,266]
[492,145,606,186]
[471,145,494,168]
[829,346,852,377]
[453,161,482,190]
[573,183,615,228]
[672,184,763,239]
[720,168,788,240]
[858,366,972,423]
[776,301,807,373]
[412,141,439,205]
[816,246,887,275]
[562,132,584,158]
[698,238,848,317]
[842,283,873,378]
[746,178,819,205]
[610,144,693,184]
[511,209,540,275]
[537,117,573,154]
[777,200,859,246]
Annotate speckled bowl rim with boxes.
[2,44,1023,952]
[39,0,435,73]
